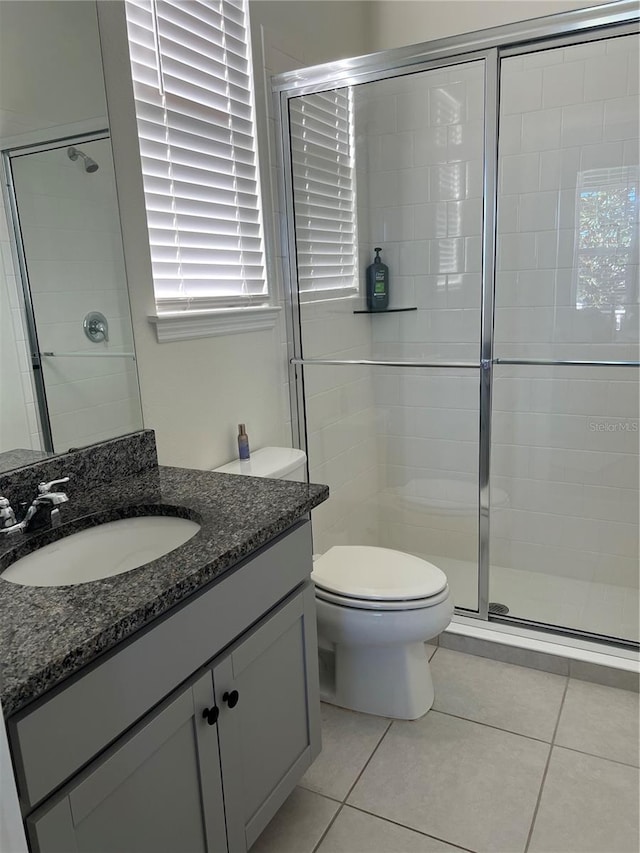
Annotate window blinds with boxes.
[290,89,358,298]
[124,0,266,309]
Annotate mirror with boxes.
[0,0,143,471]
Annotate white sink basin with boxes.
[1,516,201,587]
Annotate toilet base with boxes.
[321,642,434,720]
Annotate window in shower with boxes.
[575,166,639,334]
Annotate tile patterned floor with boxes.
[252,646,640,853]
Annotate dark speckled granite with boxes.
[0,462,328,718]
[0,430,157,508]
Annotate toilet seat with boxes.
[311,545,448,605]
[315,584,451,611]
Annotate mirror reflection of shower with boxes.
[67,145,99,173]
[4,133,143,453]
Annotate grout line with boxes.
[310,718,394,853]
[430,708,556,746]
[345,803,479,853]
[310,801,345,853]
[344,718,394,802]
[524,675,570,853]
[297,784,343,805]
[552,743,640,771]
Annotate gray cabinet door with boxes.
[27,672,227,853]
[215,582,321,852]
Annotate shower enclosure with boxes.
[275,2,639,647]
[1,132,143,453]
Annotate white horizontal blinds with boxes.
[125,0,266,308]
[290,88,358,295]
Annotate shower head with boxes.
[67,146,99,173]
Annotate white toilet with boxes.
[214,447,453,720]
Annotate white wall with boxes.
[0,0,106,138]
[367,0,608,52]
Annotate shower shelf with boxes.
[40,351,136,360]
[353,307,417,314]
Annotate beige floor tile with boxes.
[300,703,391,801]
[251,787,339,853]
[529,747,640,853]
[316,806,463,853]
[555,679,640,766]
[431,648,566,741]
[348,711,548,853]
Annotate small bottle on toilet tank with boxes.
[237,424,250,460]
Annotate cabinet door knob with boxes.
[202,706,219,725]
[223,690,239,709]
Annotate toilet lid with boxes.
[311,546,447,601]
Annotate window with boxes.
[124,0,267,322]
[290,88,358,302]
[575,166,639,333]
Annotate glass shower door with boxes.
[289,59,487,612]
[491,34,639,642]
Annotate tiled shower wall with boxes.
[13,138,142,452]
[492,34,639,632]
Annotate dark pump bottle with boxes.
[366,247,389,310]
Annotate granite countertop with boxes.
[0,465,328,718]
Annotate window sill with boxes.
[149,305,282,343]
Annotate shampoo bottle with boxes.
[237,423,250,460]
[366,247,389,310]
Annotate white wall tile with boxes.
[542,60,584,109]
[500,152,540,194]
[518,191,558,232]
[501,68,543,115]
[584,52,628,102]
[561,101,604,148]
[603,96,639,142]
[521,108,562,152]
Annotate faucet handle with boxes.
[38,477,70,495]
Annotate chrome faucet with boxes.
[0,477,70,536]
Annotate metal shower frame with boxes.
[274,1,640,645]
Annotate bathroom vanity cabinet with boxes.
[8,520,320,853]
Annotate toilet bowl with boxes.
[313,545,453,720]
[213,448,453,720]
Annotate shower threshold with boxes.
[442,615,639,693]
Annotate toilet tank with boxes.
[213,447,307,482]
